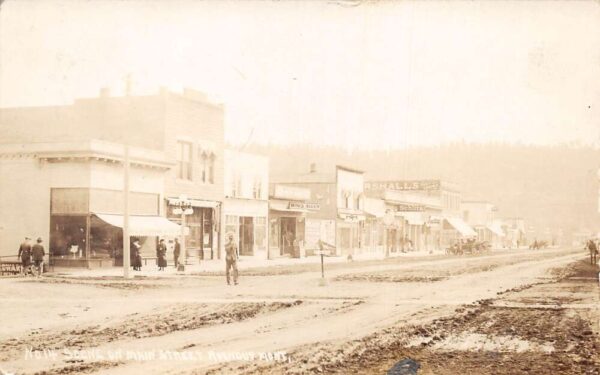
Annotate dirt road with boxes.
[0,247,597,374]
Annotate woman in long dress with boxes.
[157,239,167,270]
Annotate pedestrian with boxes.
[131,238,142,271]
[31,237,45,277]
[225,232,238,285]
[17,237,32,276]
[157,239,167,271]
[173,238,181,268]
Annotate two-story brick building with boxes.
[0,88,225,265]
[0,140,180,267]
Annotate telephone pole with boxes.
[123,145,131,278]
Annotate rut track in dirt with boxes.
[220,259,600,375]
[0,302,302,363]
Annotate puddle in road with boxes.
[408,332,555,354]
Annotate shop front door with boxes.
[280,217,296,256]
[239,217,254,256]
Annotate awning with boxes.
[167,198,219,208]
[444,217,477,237]
[93,214,182,236]
[269,200,308,213]
[487,222,505,237]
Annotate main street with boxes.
[1,247,598,374]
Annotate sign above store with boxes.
[365,180,441,192]
[287,201,320,211]
[305,202,320,210]
[339,213,365,222]
[395,204,425,212]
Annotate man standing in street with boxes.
[225,232,238,285]
[173,238,181,268]
[17,237,32,276]
[32,237,45,277]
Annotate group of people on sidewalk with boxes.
[17,236,45,277]
[130,237,181,272]
[15,233,240,285]
[130,233,239,285]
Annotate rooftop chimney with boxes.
[309,163,317,173]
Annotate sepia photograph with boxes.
[0,1,599,374]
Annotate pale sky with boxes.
[1,1,599,150]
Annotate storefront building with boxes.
[462,200,505,247]
[362,197,387,256]
[271,165,365,257]
[0,88,226,264]
[222,150,269,259]
[365,180,475,251]
[365,186,442,253]
[0,141,179,266]
[268,184,314,258]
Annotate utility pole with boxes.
[123,145,131,278]
[173,195,192,270]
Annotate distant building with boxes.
[365,180,475,251]
[268,184,314,258]
[501,217,527,248]
[462,201,504,247]
[364,187,442,253]
[223,150,269,259]
[272,164,366,257]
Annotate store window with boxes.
[50,215,88,258]
[269,218,280,248]
[200,153,208,183]
[225,215,239,241]
[254,217,266,250]
[231,172,242,197]
[343,191,351,209]
[176,141,193,180]
[200,153,215,184]
[208,155,215,184]
[253,178,262,199]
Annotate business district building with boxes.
[0,89,513,267]
[0,88,224,267]
[364,180,478,253]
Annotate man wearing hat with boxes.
[32,237,46,277]
[17,237,32,276]
[225,232,239,285]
